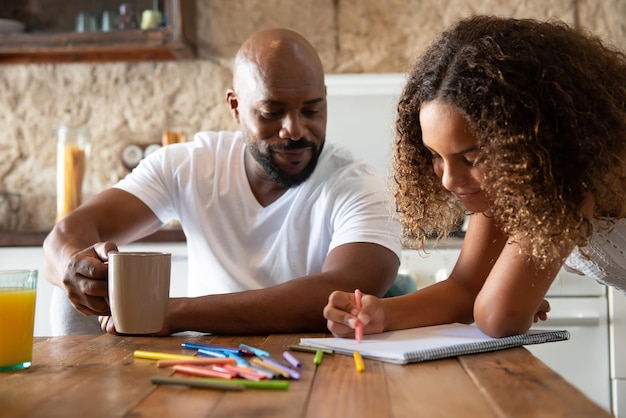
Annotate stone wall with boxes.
[1,0,625,231]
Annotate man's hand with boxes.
[98,314,173,337]
[62,242,118,316]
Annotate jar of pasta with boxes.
[56,125,90,223]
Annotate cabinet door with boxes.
[613,380,626,418]
[0,243,187,336]
[610,289,626,378]
[526,297,611,412]
[609,288,626,416]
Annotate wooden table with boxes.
[0,333,610,418]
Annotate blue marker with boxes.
[197,348,228,358]
[239,343,270,357]
[224,351,250,367]
[182,342,251,356]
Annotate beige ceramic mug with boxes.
[108,251,171,334]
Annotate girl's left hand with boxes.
[533,299,551,323]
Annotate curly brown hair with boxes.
[393,15,626,267]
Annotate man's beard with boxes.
[248,138,324,188]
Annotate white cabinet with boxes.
[0,242,187,337]
[610,288,626,418]
[400,247,612,414]
[526,296,611,412]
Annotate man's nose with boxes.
[279,112,305,140]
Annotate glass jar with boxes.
[56,125,90,222]
[118,3,138,30]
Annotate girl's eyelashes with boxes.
[430,153,442,161]
[429,153,475,166]
[463,150,481,166]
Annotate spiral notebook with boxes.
[300,323,570,364]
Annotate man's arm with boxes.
[43,188,162,315]
[152,242,400,335]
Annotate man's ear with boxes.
[225,89,240,123]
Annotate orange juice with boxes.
[0,288,36,370]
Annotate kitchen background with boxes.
[1,1,626,415]
[1,0,626,231]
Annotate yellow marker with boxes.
[133,350,197,361]
[251,358,291,378]
[353,351,365,372]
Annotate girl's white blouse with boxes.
[564,218,626,294]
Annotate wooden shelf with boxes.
[0,0,196,64]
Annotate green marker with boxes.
[151,376,245,391]
[197,377,289,390]
[152,376,289,390]
[313,349,324,365]
[288,344,334,355]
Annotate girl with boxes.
[324,15,626,338]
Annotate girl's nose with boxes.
[440,162,466,191]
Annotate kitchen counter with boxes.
[0,333,610,417]
[0,230,460,248]
[0,228,186,247]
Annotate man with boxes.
[43,28,401,335]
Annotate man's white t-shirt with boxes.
[115,131,401,296]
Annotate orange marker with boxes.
[173,364,235,379]
[157,357,237,368]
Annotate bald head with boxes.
[226,28,327,190]
[233,28,325,97]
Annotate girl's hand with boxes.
[323,290,385,337]
[533,299,551,323]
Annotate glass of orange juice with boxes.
[0,270,38,371]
